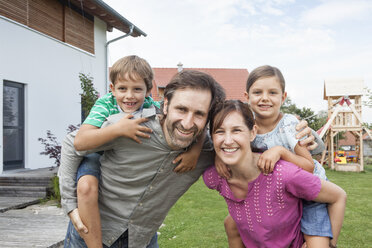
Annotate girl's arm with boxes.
[313,180,347,247]
[74,115,152,151]
[258,144,315,174]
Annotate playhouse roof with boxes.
[323,78,364,100]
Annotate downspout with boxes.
[104,25,134,93]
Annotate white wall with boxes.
[0,16,108,172]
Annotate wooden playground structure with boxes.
[319,79,371,172]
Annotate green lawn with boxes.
[158,158,372,247]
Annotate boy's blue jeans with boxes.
[64,221,159,248]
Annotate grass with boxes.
[158,158,372,248]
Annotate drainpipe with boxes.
[105,25,134,93]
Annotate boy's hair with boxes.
[110,55,154,91]
[162,70,226,122]
[210,100,254,136]
[246,65,285,93]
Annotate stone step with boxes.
[0,186,51,198]
[0,177,52,186]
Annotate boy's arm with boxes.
[258,144,315,174]
[173,130,205,173]
[74,115,152,151]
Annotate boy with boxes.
[72,55,202,247]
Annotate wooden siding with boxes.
[64,5,94,54]
[28,0,64,40]
[0,0,27,25]
[0,0,95,54]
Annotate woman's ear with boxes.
[250,124,258,142]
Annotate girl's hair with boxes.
[210,100,255,136]
[110,55,154,91]
[246,65,285,93]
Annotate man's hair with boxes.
[110,55,154,91]
[246,65,285,93]
[163,70,226,121]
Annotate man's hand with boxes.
[295,120,318,151]
[258,147,281,175]
[68,208,88,235]
[115,115,152,143]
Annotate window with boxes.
[3,81,25,170]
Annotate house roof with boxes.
[66,0,146,37]
[152,67,249,101]
[323,78,364,100]
[338,131,371,147]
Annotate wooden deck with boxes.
[0,200,68,247]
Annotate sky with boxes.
[103,0,372,123]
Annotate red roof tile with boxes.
[151,68,249,101]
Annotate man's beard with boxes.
[165,119,202,150]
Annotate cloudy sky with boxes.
[103,0,372,123]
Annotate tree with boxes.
[281,97,327,131]
[79,73,99,122]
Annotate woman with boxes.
[203,100,346,248]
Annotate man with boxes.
[59,70,225,247]
[59,70,320,247]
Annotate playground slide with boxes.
[335,156,347,164]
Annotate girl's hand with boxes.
[215,155,231,179]
[258,147,282,175]
[173,150,198,173]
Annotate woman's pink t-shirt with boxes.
[203,160,321,248]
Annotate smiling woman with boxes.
[203,100,346,248]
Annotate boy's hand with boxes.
[258,147,281,175]
[68,208,88,235]
[173,151,198,173]
[295,120,317,150]
[116,115,152,143]
[215,155,231,179]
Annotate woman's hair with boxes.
[210,100,255,136]
[246,65,285,93]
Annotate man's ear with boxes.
[250,124,258,142]
[163,98,168,115]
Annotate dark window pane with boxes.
[3,129,22,162]
[3,85,19,127]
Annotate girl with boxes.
[206,100,346,248]
[221,65,340,248]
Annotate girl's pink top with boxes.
[203,160,321,248]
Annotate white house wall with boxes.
[0,16,107,173]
